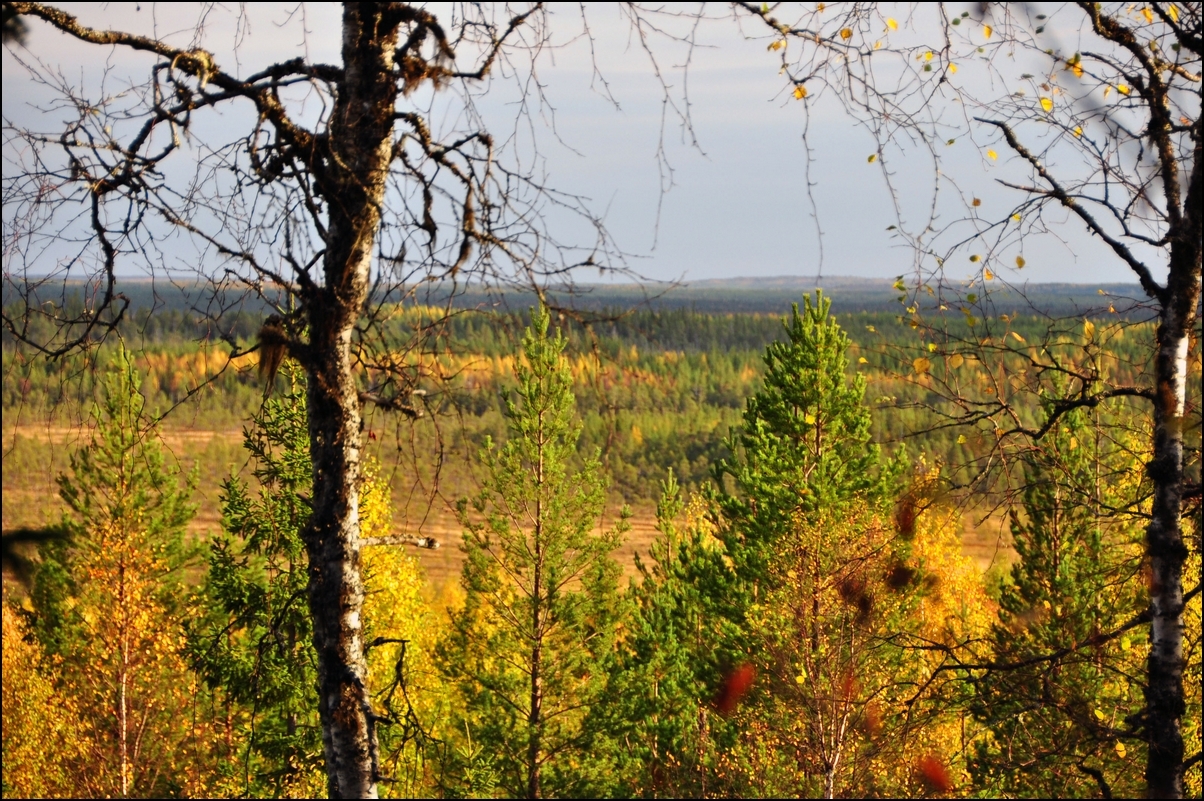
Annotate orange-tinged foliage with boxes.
[917,753,954,794]
[715,663,756,716]
[66,516,211,796]
[717,466,992,798]
[1,602,86,798]
[16,355,224,798]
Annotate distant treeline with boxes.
[4,298,1158,506]
[3,275,1150,333]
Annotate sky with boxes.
[2,3,1172,287]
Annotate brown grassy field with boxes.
[3,424,1015,596]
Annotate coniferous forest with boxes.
[3,286,1199,798]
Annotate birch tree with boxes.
[720,4,1201,795]
[2,4,623,796]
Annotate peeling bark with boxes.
[299,5,403,797]
[1145,136,1201,800]
[2,2,542,797]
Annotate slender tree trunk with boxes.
[119,562,130,798]
[529,421,546,799]
[301,4,401,797]
[1145,145,1201,800]
[529,589,543,799]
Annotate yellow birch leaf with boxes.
[1072,63,1084,78]
[957,434,967,444]
[1040,96,1053,112]
[886,17,898,31]
[866,324,876,332]
[1142,7,1154,23]
[913,356,932,374]
[1073,125,1083,137]
[927,342,938,352]
[794,85,808,99]
[840,27,853,39]
[972,197,982,206]
[987,149,998,160]
[1083,318,1095,339]
[1011,330,1025,343]
[1012,213,1022,221]
[1016,255,1026,268]
[983,24,992,39]
[803,412,817,425]
[1116,741,1127,759]
[950,353,964,368]
[925,51,934,61]
[769,39,785,51]
[817,2,825,11]
[795,673,807,684]
[949,63,958,73]
[1169,4,1179,23]
[1104,86,1112,98]
[1109,303,1117,313]
[1117,84,1130,95]
[858,356,868,364]
[1094,708,1106,720]
[984,268,994,279]
[874,40,883,49]
[1120,635,1132,651]
[868,153,877,163]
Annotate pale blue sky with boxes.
[3,3,1162,287]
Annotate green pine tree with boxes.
[438,306,628,799]
[714,290,901,586]
[597,293,973,797]
[184,377,327,797]
[588,470,728,797]
[971,405,1150,798]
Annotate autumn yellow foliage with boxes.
[1,602,86,798]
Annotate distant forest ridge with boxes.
[3,274,1150,318]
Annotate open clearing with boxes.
[4,424,1015,595]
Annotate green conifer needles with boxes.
[440,306,628,798]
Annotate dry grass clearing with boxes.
[4,425,1014,596]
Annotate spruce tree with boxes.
[438,306,627,799]
[185,377,327,796]
[187,373,433,796]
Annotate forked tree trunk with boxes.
[1145,142,1201,800]
[301,4,402,797]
